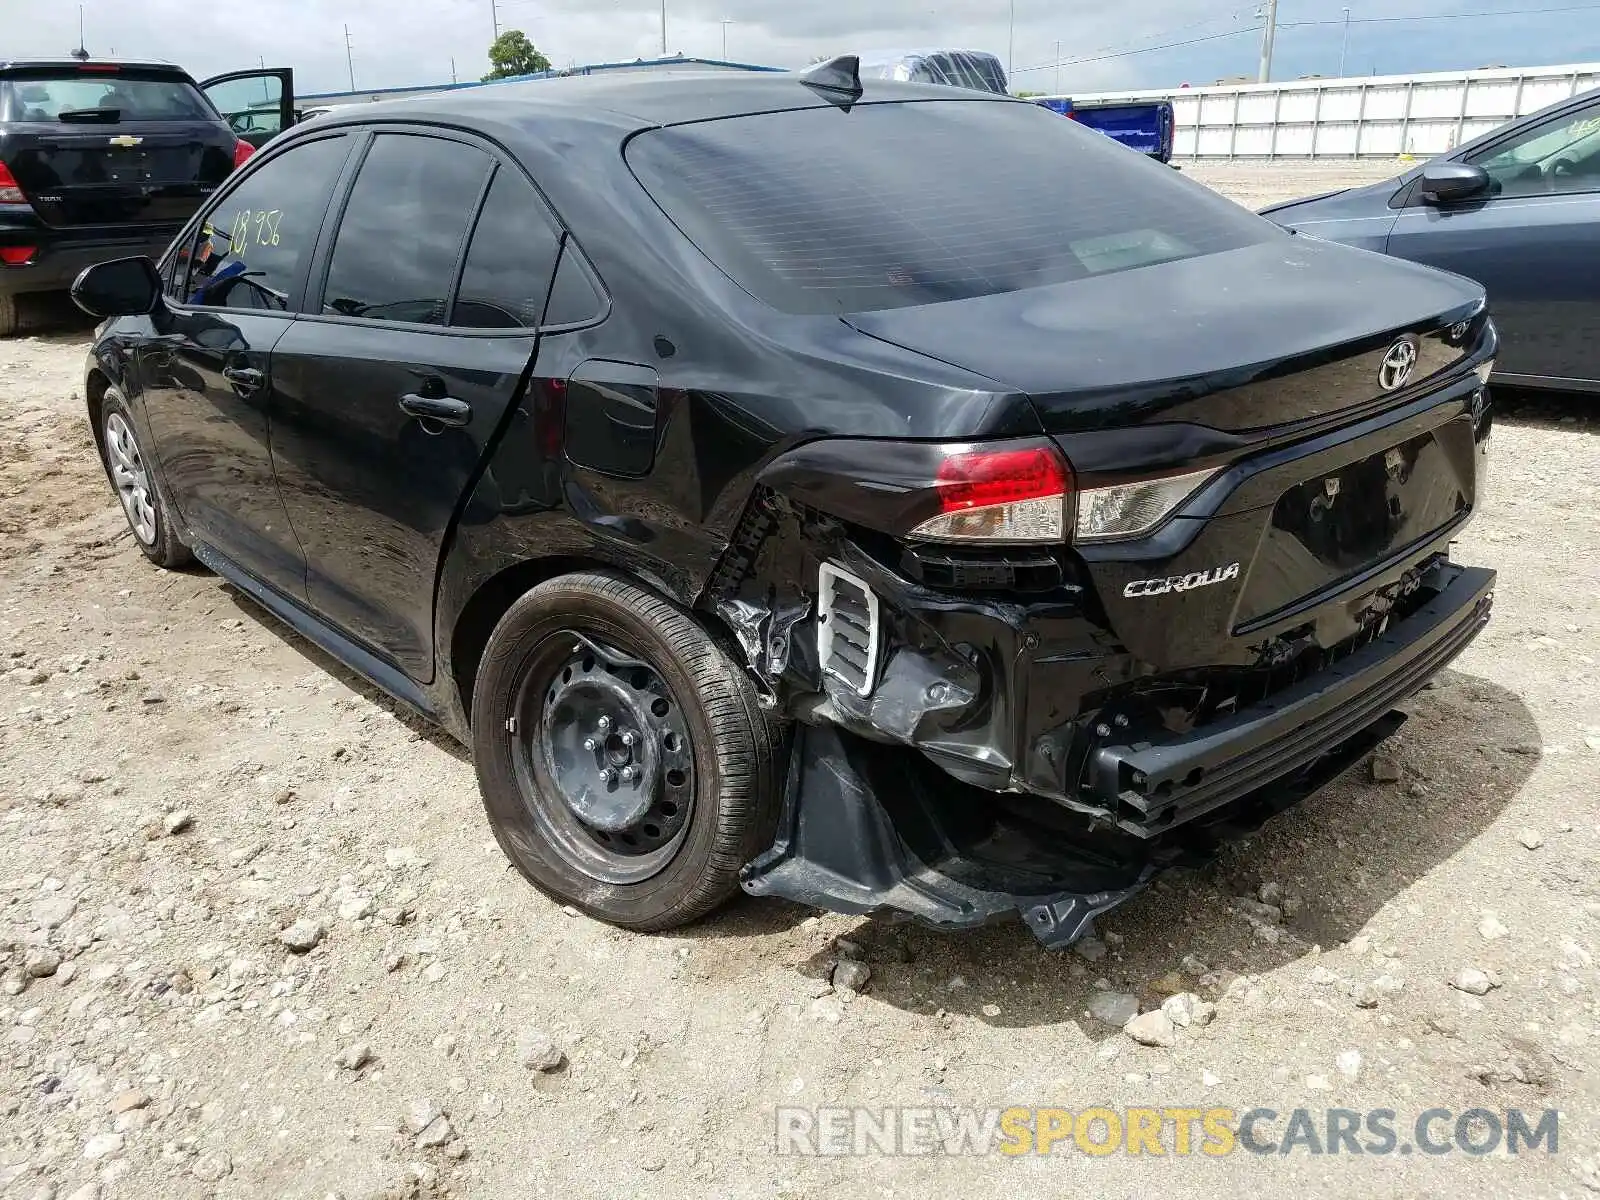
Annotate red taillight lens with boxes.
[233,140,256,170]
[934,447,1071,512]
[77,64,121,73]
[910,445,1074,544]
[0,246,35,266]
[0,162,26,204]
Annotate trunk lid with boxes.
[3,123,233,226]
[844,237,1485,434]
[846,237,1492,673]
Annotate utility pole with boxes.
[1055,39,1061,94]
[344,23,356,92]
[660,0,668,56]
[1257,0,1279,84]
[491,0,500,40]
[1338,7,1352,77]
[1008,0,1016,83]
[451,57,458,84]
[721,18,732,61]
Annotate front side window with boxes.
[173,135,352,311]
[1470,102,1600,198]
[628,99,1271,315]
[321,134,491,325]
[202,75,286,139]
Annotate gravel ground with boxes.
[2,163,1599,1200]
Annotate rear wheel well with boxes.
[450,558,754,723]
[451,556,614,718]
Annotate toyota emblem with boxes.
[1379,336,1420,392]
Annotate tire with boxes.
[0,294,16,338]
[472,572,781,932]
[98,387,193,568]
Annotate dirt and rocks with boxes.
[1,163,1598,1199]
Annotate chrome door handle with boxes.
[399,393,472,427]
[222,365,264,391]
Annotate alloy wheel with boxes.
[104,411,157,546]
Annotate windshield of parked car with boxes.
[627,98,1273,315]
[0,72,212,122]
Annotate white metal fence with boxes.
[1053,62,1600,159]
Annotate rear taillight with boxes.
[0,246,36,266]
[0,162,26,204]
[232,140,256,170]
[909,445,1073,544]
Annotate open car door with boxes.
[198,68,295,148]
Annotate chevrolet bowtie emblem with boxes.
[108,135,144,148]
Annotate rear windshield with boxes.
[1,72,212,123]
[627,99,1273,315]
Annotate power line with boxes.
[1012,10,1257,73]
[1013,1,1600,74]
[1013,27,1254,73]
[1281,2,1600,26]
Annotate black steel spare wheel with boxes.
[471,572,781,931]
[519,633,695,883]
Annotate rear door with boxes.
[268,130,560,681]
[1386,95,1600,387]
[198,69,295,149]
[0,64,236,228]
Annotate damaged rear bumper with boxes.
[1088,561,1495,836]
[740,561,1494,948]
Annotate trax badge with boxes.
[1123,562,1242,599]
[1379,335,1420,391]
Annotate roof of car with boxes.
[307,68,1013,136]
[0,58,187,75]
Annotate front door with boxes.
[198,69,296,149]
[138,131,353,593]
[1387,97,1600,387]
[268,136,563,680]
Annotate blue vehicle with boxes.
[852,50,1174,163]
[1038,96,1177,162]
[1264,86,1600,393]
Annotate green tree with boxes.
[484,31,551,81]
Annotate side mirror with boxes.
[70,256,162,319]
[1419,161,1491,205]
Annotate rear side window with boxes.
[175,135,352,311]
[453,167,563,329]
[1,73,210,123]
[321,134,492,325]
[628,99,1272,315]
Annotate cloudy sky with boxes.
[7,0,1600,97]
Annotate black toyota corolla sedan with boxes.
[72,60,1498,948]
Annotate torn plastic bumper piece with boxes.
[740,722,1162,949]
[1085,563,1495,837]
[741,706,1417,950]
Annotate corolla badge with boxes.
[1379,335,1420,392]
[1123,562,1242,599]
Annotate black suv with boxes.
[0,59,292,335]
[70,62,1497,948]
